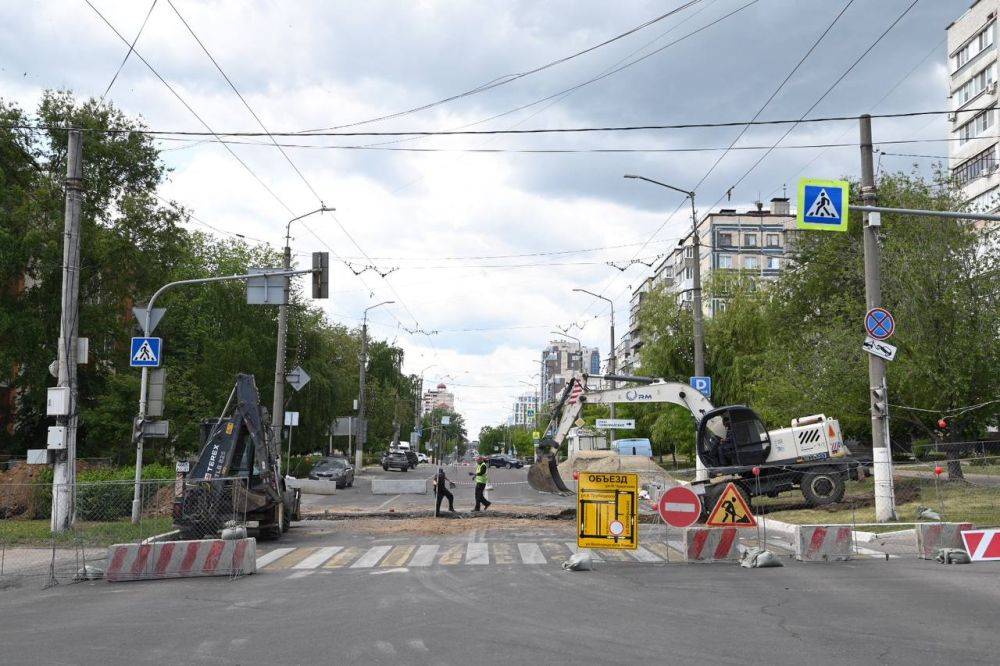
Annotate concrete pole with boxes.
[271,244,291,473]
[860,114,896,522]
[52,129,83,532]
[608,302,616,443]
[356,320,368,470]
[690,193,705,377]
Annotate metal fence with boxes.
[0,477,247,589]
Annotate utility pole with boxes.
[357,300,394,470]
[860,114,896,522]
[51,129,83,532]
[571,289,617,440]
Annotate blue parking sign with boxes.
[130,337,162,367]
[690,376,711,398]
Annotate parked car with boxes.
[488,454,523,469]
[381,449,410,472]
[308,457,355,488]
[417,452,430,464]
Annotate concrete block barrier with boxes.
[683,527,740,562]
[371,478,428,495]
[106,537,257,582]
[286,477,338,495]
[916,522,973,560]
[795,525,853,561]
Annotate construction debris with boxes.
[740,547,783,568]
[935,548,971,565]
[562,551,593,571]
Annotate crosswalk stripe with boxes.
[255,547,294,569]
[288,570,316,579]
[267,547,317,570]
[409,545,439,567]
[324,546,362,568]
[644,542,678,561]
[438,544,464,565]
[517,543,546,565]
[493,543,516,565]
[351,545,393,568]
[294,546,343,570]
[598,549,629,561]
[565,542,603,561]
[466,543,489,565]
[629,546,663,563]
[540,542,568,561]
[381,545,416,567]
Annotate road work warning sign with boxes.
[577,472,638,550]
[705,482,756,527]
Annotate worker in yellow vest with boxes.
[470,456,491,511]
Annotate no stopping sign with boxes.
[658,486,702,528]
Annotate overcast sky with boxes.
[0,0,970,436]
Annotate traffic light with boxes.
[871,387,887,417]
[311,252,329,299]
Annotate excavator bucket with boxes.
[528,445,572,494]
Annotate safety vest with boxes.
[475,462,488,484]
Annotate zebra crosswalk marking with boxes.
[565,542,603,561]
[438,544,464,565]
[540,542,567,561]
[324,546,362,568]
[381,545,415,567]
[518,543,546,565]
[351,545,393,569]
[466,542,489,565]
[268,547,317,570]
[492,543,516,565]
[644,542,678,561]
[255,547,294,569]
[630,546,663,563]
[294,546,342,569]
[288,570,316,580]
[598,549,629,561]
[409,545,438,567]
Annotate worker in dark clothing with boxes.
[433,467,457,516]
[470,456,491,511]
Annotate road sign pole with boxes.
[860,114,896,522]
[130,365,149,524]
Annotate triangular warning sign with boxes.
[706,482,756,527]
[805,188,839,218]
[132,340,157,362]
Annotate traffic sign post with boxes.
[797,178,849,232]
[577,472,638,550]
[705,482,756,527]
[595,418,635,429]
[130,337,162,367]
[864,307,895,340]
[863,336,897,361]
[689,376,711,398]
[658,486,702,528]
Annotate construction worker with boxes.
[433,467,457,516]
[470,456,491,511]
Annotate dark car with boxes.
[308,457,355,488]
[381,449,410,472]
[488,454,523,469]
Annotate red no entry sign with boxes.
[658,486,702,528]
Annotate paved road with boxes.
[2,523,997,665]
[300,463,574,513]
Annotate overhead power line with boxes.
[100,0,158,101]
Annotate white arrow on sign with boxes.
[863,336,897,361]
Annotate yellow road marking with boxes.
[598,548,629,561]
[323,546,362,568]
[541,542,568,560]
[268,547,315,570]
[438,544,464,565]
[380,545,416,567]
[493,543,515,564]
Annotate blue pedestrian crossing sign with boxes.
[690,376,712,398]
[130,337,162,367]
[797,178,849,232]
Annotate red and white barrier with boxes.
[795,525,853,561]
[961,529,1000,561]
[683,527,739,562]
[106,537,257,582]
[916,522,973,560]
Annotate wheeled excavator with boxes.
[528,374,866,512]
[173,374,301,539]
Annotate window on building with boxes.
[743,233,758,247]
[954,22,995,72]
[767,256,781,270]
[967,186,1000,212]
[765,233,781,247]
[958,107,994,144]
[685,246,694,258]
[685,267,693,280]
[953,146,997,186]
[718,232,734,246]
[744,256,760,270]
[718,254,733,269]
[713,298,728,314]
[955,64,996,106]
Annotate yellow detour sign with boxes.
[705,482,757,527]
[577,472,638,550]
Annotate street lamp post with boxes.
[571,288,617,444]
[357,300,394,470]
[624,174,705,376]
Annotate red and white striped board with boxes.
[568,381,584,404]
[106,537,257,582]
[794,525,853,562]
[961,529,1000,561]
[683,527,739,562]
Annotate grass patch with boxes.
[0,517,173,547]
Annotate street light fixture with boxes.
[571,287,618,426]
[624,174,705,376]
[356,300,394,469]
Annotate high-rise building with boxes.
[511,392,539,427]
[422,382,455,415]
[947,2,1000,211]
[540,340,598,403]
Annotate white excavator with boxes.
[528,374,866,514]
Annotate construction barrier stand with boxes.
[106,537,257,582]
[683,527,740,562]
[915,522,973,560]
[795,525,853,562]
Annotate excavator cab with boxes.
[697,406,771,470]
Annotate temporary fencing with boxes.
[1,477,248,589]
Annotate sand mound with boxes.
[558,451,678,490]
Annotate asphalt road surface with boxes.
[2,518,999,665]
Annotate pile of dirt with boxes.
[558,451,677,490]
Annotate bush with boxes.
[288,454,324,478]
